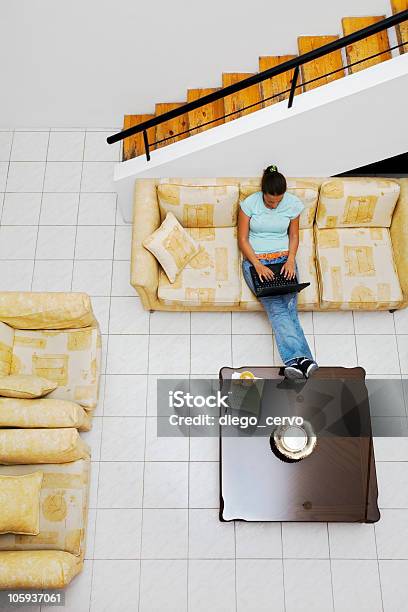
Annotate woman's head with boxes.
[261,165,286,208]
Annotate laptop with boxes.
[249,262,310,298]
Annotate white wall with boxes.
[0,0,392,128]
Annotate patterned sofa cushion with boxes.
[0,428,90,465]
[0,293,96,330]
[0,458,90,556]
[0,398,91,431]
[11,325,101,410]
[315,227,403,310]
[0,322,14,377]
[0,472,43,535]
[316,178,400,229]
[239,179,319,229]
[157,184,239,227]
[239,229,319,311]
[0,550,82,589]
[158,227,241,307]
[143,212,201,283]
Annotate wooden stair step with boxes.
[122,114,155,160]
[155,102,190,148]
[222,73,262,122]
[391,0,408,54]
[187,89,225,134]
[297,36,344,91]
[342,16,391,73]
[259,56,300,104]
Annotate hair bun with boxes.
[268,164,278,173]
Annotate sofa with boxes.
[0,292,101,426]
[0,428,91,589]
[131,177,408,312]
[0,293,99,588]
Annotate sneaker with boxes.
[284,361,304,380]
[298,358,319,378]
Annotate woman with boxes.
[238,165,318,379]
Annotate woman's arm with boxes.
[281,216,300,279]
[237,209,274,280]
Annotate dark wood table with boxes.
[219,366,380,523]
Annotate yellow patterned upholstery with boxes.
[0,428,90,465]
[0,550,82,589]
[0,322,14,377]
[0,398,91,431]
[315,227,403,310]
[0,293,96,330]
[143,212,201,283]
[239,229,319,311]
[316,178,400,228]
[11,324,101,410]
[157,184,239,227]
[132,177,408,312]
[239,178,320,229]
[0,458,90,557]
[158,227,241,307]
[0,472,43,535]
[0,375,57,399]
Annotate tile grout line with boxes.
[280,522,287,612]
[326,523,336,612]
[86,133,117,612]
[30,130,51,290]
[137,293,151,612]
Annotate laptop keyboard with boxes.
[254,273,297,290]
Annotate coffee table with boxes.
[219,366,380,523]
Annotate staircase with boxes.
[121,4,407,162]
[112,3,408,222]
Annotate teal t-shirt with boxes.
[240,191,304,253]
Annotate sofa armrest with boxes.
[130,179,161,309]
[0,292,97,329]
[0,551,82,589]
[391,178,408,307]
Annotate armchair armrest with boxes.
[391,178,408,308]
[130,179,161,309]
[0,292,96,329]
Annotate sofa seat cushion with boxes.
[0,458,90,556]
[10,325,101,409]
[316,178,400,229]
[239,229,319,311]
[157,184,239,227]
[315,227,403,310]
[239,179,320,229]
[158,227,241,307]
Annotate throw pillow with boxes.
[0,472,43,535]
[143,212,201,283]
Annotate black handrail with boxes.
[107,9,408,150]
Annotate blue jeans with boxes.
[242,256,314,366]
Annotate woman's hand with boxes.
[281,258,296,280]
[254,263,274,282]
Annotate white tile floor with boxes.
[1,129,408,612]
